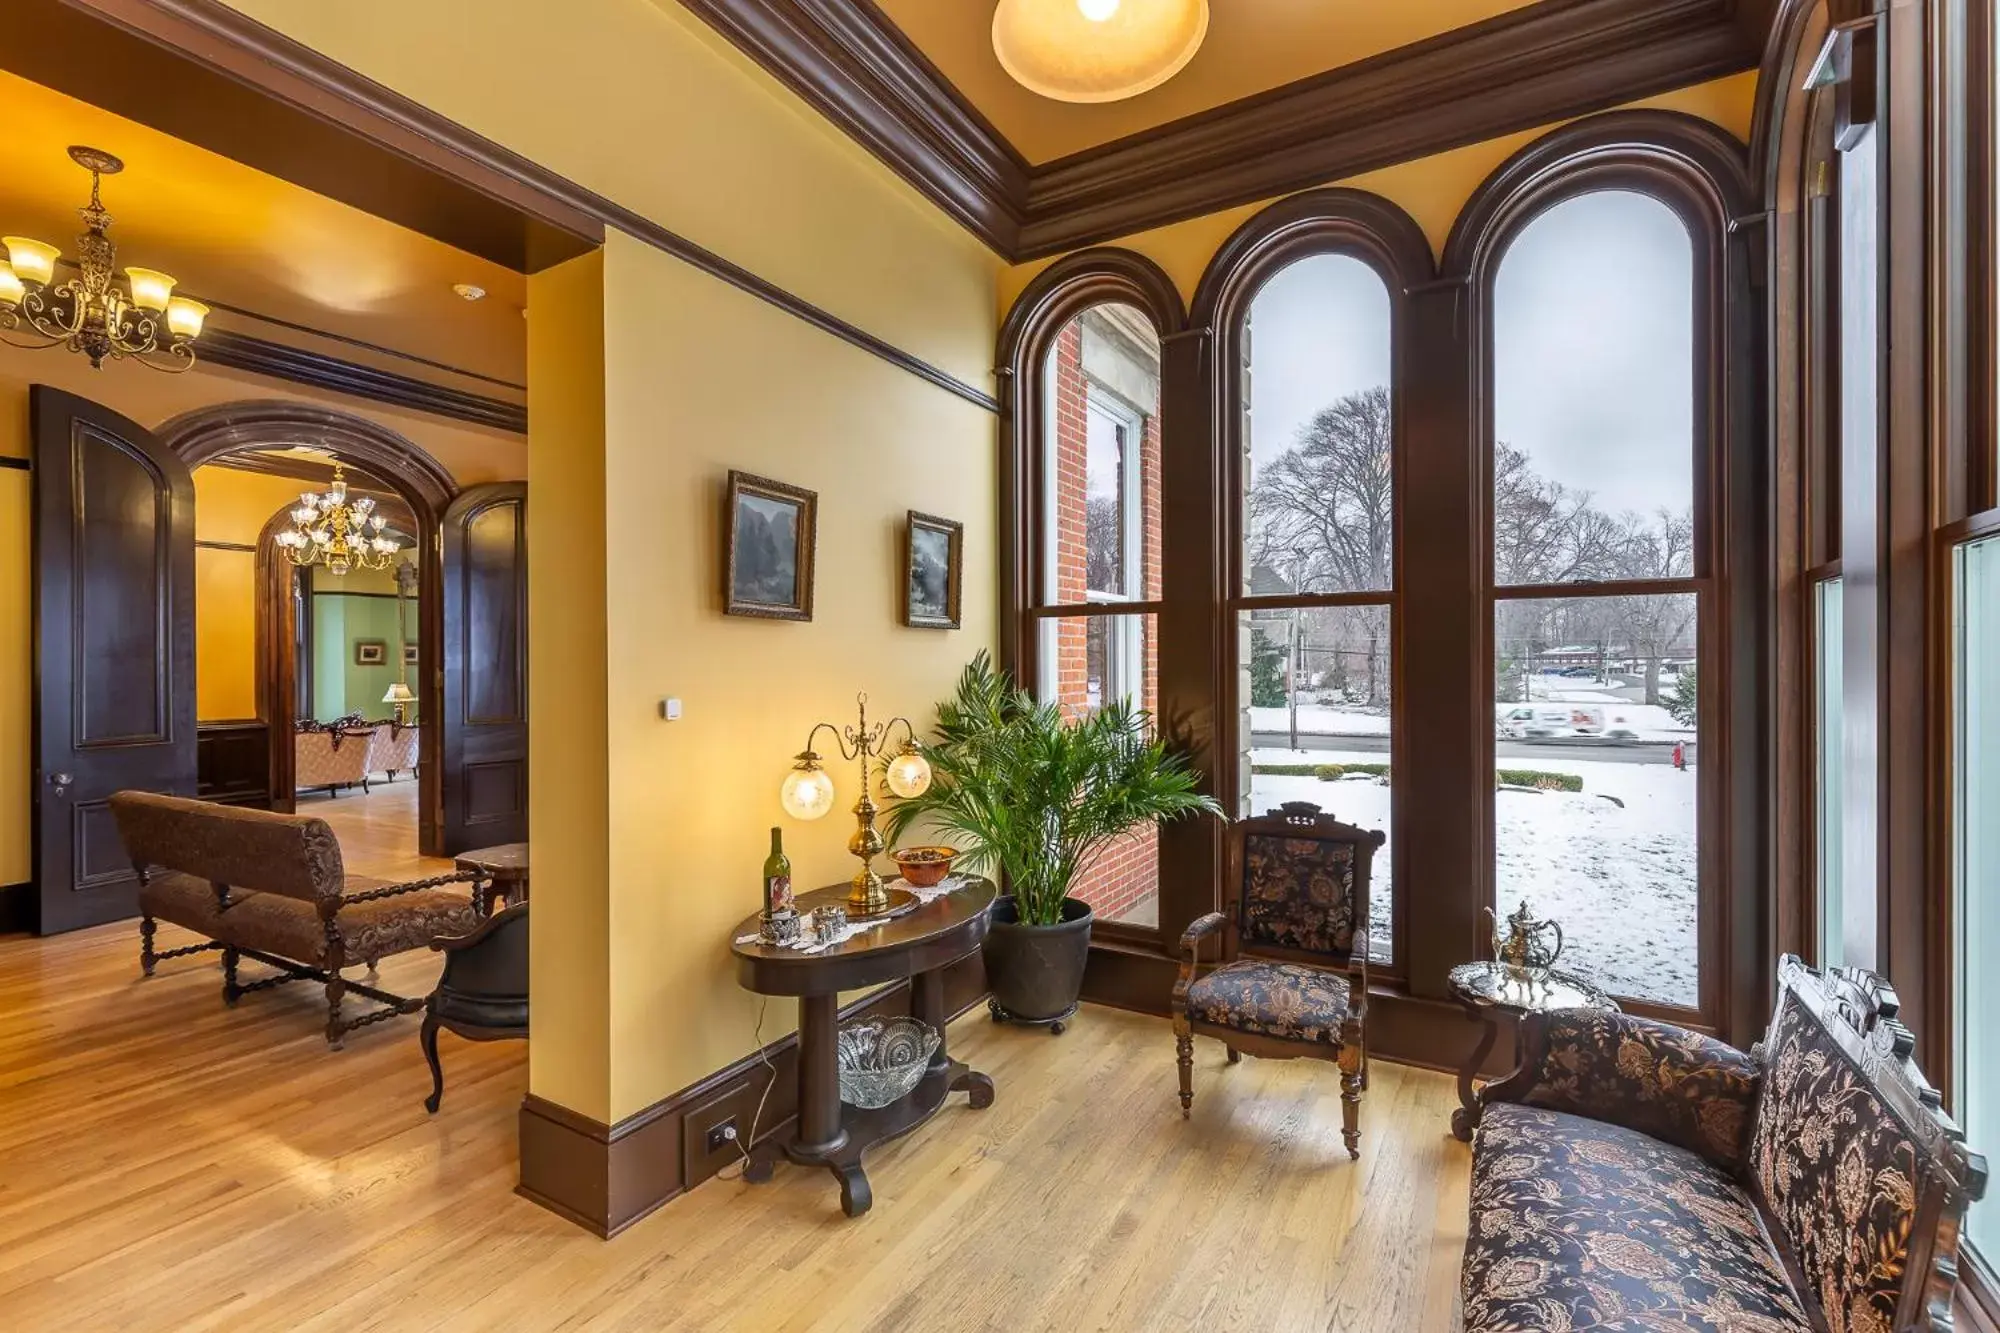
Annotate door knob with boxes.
[49,772,72,793]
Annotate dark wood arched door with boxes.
[440,483,527,853]
[32,387,197,933]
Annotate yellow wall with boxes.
[192,468,308,722]
[997,72,1761,314]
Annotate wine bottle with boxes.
[763,827,794,918]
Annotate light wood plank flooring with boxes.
[0,788,1473,1332]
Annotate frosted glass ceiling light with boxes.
[993,0,1208,104]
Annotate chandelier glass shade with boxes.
[273,462,402,576]
[992,0,1209,104]
[0,147,208,372]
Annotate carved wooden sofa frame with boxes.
[1462,954,1989,1331]
[110,791,492,1049]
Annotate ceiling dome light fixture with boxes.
[993,0,1208,104]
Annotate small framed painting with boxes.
[402,643,419,666]
[354,639,388,666]
[903,511,962,630]
[724,471,817,621]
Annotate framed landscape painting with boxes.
[903,511,962,630]
[354,639,387,666]
[724,471,817,621]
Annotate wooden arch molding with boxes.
[1189,187,1437,325]
[995,248,1186,678]
[158,400,458,856]
[1441,107,1767,1044]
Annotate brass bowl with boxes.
[892,846,958,888]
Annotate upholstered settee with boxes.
[366,722,420,782]
[1461,956,1987,1332]
[295,724,375,795]
[109,791,490,1048]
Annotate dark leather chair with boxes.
[1172,801,1383,1158]
[420,902,528,1113]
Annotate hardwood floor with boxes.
[0,795,1474,1332]
[294,778,450,882]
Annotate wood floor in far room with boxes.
[0,789,1472,1332]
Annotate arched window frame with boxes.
[996,249,1190,944]
[1190,188,1436,978]
[1443,111,1760,1032]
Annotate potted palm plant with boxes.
[886,653,1221,1030]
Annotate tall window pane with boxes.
[1493,192,1694,587]
[1492,191,1703,1010]
[1035,301,1163,928]
[1955,536,2000,1255]
[1235,254,1396,964]
[1815,576,1846,967]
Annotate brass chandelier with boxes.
[0,146,209,372]
[273,462,403,576]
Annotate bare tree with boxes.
[1247,387,1394,593]
[1605,508,1696,705]
[1492,443,1624,586]
[1085,495,1123,594]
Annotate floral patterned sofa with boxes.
[1462,956,1987,1333]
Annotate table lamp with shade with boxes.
[780,692,933,918]
[382,682,415,725]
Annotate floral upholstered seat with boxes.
[1172,802,1384,1158]
[1185,959,1352,1046]
[1463,1103,1811,1332]
[1462,957,1990,1333]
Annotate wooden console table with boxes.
[729,878,996,1217]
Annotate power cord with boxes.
[715,996,779,1182]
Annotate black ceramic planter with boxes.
[983,895,1093,1033]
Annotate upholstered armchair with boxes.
[1172,801,1383,1158]
[420,903,528,1113]
[366,722,420,782]
[295,725,375,796]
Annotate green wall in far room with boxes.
[311,593,415,721]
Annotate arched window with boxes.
[999,253,1184,934]
[1238,254,1396,963]
[1488,189,1705,1012]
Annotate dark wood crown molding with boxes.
[159,400,460,512]
[677,0,1786,263]
[196,329,528,435]
[674,0,1028,254]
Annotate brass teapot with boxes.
[1485,899,1565,984]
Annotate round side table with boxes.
[1447,961,1617,1142]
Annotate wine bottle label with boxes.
[766,874,793,915]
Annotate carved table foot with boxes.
[951,1069,995,1110]
[832,1160,872,1218]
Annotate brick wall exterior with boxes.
[1047,315,1163,925]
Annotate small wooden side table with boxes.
[1447,961,1617,1142]
[729,878,996,1218]
[455,843,528,914]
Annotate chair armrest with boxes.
[1346,928,1370,1014]
[1482,1008,1762,1170]
[334,868,488,908]
[1174,913,1228,1009]
[432,901,528,954]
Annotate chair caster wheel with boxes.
[988,999,1004,1023]
[1050,1021,1066,1035]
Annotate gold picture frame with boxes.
[903,511,963,630]
[724,470,818,621]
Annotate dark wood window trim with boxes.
[997,112,1772,1050]
[1189,187,1436,986]
[996,250,1196,948]
[1441,110,1762,1040]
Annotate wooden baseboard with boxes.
[0,883,32,934]
[516,951,987,1236]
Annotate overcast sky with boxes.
[1247,190,1694,520]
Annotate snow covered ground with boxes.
[1248,749,1698,1007]
[1251,696,1693,744]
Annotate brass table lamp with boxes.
[779,693,932,916]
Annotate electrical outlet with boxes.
[683,1077,754,1187]
[705,1118,739,1154]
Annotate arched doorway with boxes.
[160,401,453,856]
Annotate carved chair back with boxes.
[1748,955,1988,1331]
[110,790,345,905]
[437,903,529,1005]
[1227,802,1383,967]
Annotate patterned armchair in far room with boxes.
[294,722,375,797]
[1172,801,1383,1158]
[366,722,420,782]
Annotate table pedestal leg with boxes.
[1452,1011,1499,1143]
[795,993,847,1156]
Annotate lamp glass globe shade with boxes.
[781,766,836,820]
[885,751,933,799]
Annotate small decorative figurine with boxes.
[808,905,849,946]
[1485,899,1565,989]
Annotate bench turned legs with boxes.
[140,915,157,976]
